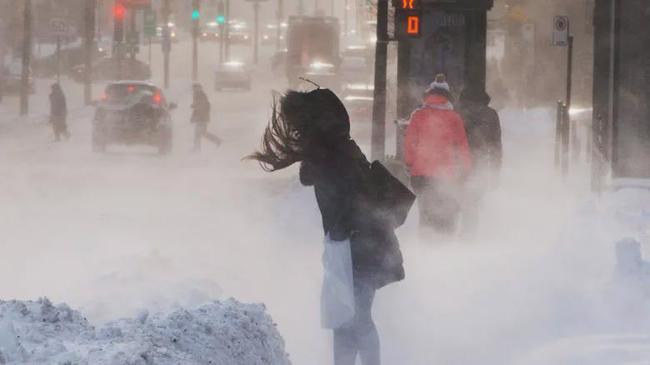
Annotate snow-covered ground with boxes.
[1,39,650,364]
[0,297,289,364]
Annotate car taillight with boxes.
[153,93,162,105]
[101,92,108,101]
[127,86,135,93]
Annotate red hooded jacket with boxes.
[404,94,473,181]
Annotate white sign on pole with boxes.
[50,19,69,37]
[552,15,569,47]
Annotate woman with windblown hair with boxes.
[250,88,406,365]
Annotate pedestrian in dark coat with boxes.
[250,88,406,365]
[458,88,503,237]
[191,83,221,151]
[49,83,69,141]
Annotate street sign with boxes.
[553,15,569,47]
[144,8,157,37]
[50,18,69,37]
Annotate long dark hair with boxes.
[248,97,304,171]
[249,89,351,172]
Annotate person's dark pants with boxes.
[333,276,380,365]
[51,117,69,141]
[411,176,461,235]
[193,121,221,151]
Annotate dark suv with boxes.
[93,82,175,154]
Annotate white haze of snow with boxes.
[1,40,650,364]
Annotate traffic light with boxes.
[191,0,200,21]
[216,0,226,25]
[192,0,200,37]
[113,2,126,42]
[113,3,126,21]
[394,0,421,38]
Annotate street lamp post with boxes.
[20,0,32,116]
[245,0,269,65]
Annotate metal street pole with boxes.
[253,2,260,64]
[330,0,334,16]
[344,0,349,35]
[370,0,388,161]
[56,36,61,83]
[20,0,32,116]
[298,0,304,15]
[562,35,574,179]
[276,0,283,51]
[162,0,170,88]
[192,0,199,82]
[225,0,231,60]
[84,0,97,105]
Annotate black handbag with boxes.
[368,161,416,228]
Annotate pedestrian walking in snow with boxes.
[191,84,221,151]
[49,83,69,141]
[458,88,503,237]
[250,88,413,365]
[404,74,473,238]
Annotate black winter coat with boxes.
[300,139,405,289]
[459,101,502,174]
[191,90,211,123]
[49,89,67,123]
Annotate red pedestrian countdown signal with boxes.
[407,15,420,35]
[394,0,421,38]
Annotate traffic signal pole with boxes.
[276,0,283,51]
[370,0,388,161]
[225,0,231,60]
[84,0,97,105]
[162,0,170,88]
[253,2,260,65]
[113,1,125,80]
[192,0,200,82]
[20,0,32,116]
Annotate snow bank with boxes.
[0,298,290,365]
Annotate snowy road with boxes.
[1,40,645,364]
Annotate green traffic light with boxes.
[216,15,226,25]
[192,9,200,21]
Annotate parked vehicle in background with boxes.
[151,23,180,43]
[214,61,252,91]
[93,81,176,154]
[286,16,340,88]
[70,57,151,83]
[33,43,107,78]
[201,22,222,42]
[261,22,286,45]
[1,61,35,94]
[228,20,251,45]
[303,61,340,90]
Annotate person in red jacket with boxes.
[404,75,473,236]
